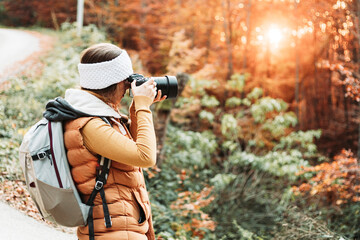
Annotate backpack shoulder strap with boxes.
[86,116,113,240]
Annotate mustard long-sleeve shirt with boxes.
[80,95,157,168]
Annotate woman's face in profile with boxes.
[114,80,131,105]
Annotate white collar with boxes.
[64,89,121,118]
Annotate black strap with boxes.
[85,185,99,206]
[86,157,112,240]
[86,117,113,240]
[31,149,51,160]
[88,206,95,240]
[100,188,112,228]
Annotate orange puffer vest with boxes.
[64,117,155,240]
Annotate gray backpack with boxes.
[19,116,112,234]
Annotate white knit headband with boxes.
[78,50,134,89]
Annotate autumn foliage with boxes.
[1,0,77,28]
[1,0,360,238]
[170,187,216,238]
[293,149,360,206]
[1,0,360,154]
[319,60,360,101]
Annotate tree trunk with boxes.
[204,0,215,63]
[294,0,300,129]
[204,20,214,63]
[139,0,147,50]
[312,0,320,129]
[266,36,271,79]
[327,39,333,127]
[243,0,252,70]
[221,0,233,80]
[154,73,189,167]
[356,0,360,159]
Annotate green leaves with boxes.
[227,73,247,93]
[225,97,242,108]
[247,87,263,100]
[199,110,215,123]
[262,112,298,138]
[164,126,218,169]
[221,114,239,139]
[274,130,322,157]
[60,22,107,49]
[251,97,288,123]
[226,150,309,181]
[210,173,237,190]
[201,95,220,108]
[0,138,21,181]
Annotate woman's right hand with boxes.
[131,78,157,100]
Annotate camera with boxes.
[127,74,178,99]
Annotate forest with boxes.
[0,0,359,239]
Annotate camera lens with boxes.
[152,76,178,99]
[133,75,178,99]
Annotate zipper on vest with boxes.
[138,204,145,224]
[48,121,63,188]
[135,196,146,224]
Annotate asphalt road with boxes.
[0,202,77,240]
[0,28,40,80]
[0,28,77,239]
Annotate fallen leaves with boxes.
[0,180,76,234]
[0,180,42,220]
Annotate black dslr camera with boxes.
[127,74,178,99]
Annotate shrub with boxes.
[293,149,359,205]
[292,149,360,238]
[274,206,342,240]
[160,73,326,239]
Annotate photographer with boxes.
[63,43,166,240]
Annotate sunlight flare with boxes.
[266,26,283,47]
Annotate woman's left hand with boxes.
[153,90,167,103]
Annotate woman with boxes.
[63,43,165,240]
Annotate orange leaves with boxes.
[292,149,360,205]
[353,196,360,202]
[0,180,40,220]
[318,60,360,101]
[144,165,161,179]
[173,187,215,212]
[170,187,216,238]
[180,169,186,181]
[298,183,312,192]
[183,217,216,238]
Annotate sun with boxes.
[266,26,283,46]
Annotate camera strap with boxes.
[110,117,127,135]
